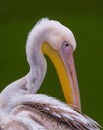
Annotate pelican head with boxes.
[26,18,81,111]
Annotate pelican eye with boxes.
[65,43,69,47]
[61,41,73,55]
[62,41,70,50]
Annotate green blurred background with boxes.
[0,0,103,128]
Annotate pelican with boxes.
[0,18,101,130]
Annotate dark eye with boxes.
[62,41,70,50]
[65,43,69,47]
[62,41,73,54]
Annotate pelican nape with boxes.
[0,18,101,130]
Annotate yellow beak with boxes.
[42,42,81,112]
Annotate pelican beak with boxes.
[42,41,81,112]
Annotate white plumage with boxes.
[0,18,100,130]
